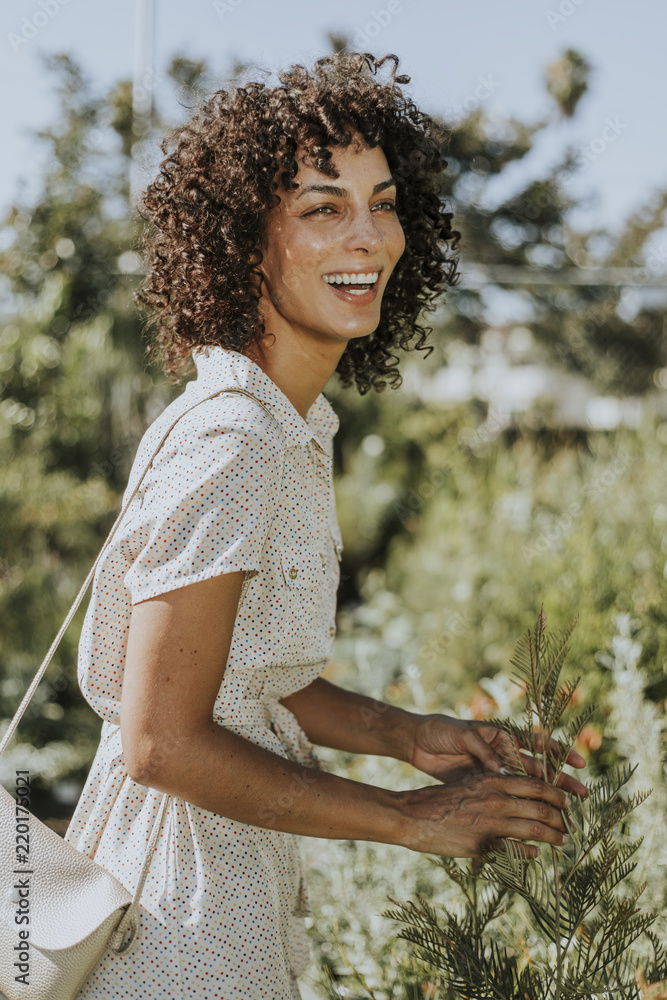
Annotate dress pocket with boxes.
[279,545,321,590]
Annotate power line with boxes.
[460,265,667,288]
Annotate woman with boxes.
[65,52,586,999]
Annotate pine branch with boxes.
[540,619,579,728]
[543,676,581,733]
[377,610,665,1000]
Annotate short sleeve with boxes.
[123,397,284,605]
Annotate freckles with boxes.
[295,231,339,257]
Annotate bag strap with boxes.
[0,386,284,757]
[0,384,286,954]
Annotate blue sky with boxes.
[1,0,665,242]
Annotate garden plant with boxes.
[321,610,667,999]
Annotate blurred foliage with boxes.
[0,52,184,803]
[0,35,665,877]
[545,47,592,118]
[303,611,667,998]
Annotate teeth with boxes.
[323,272,379,286]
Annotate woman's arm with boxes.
[280,678,590,800]
[120,571,573,858]
[279,677,419,761]
[121,572,408,844]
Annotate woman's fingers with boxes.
[463,727,507,773]
[508,794,568,835]
[531,732,586,768]
[495,839,540,860]
[475,723,587,774]
[554,770,589,798]
[496,773,570,812]
[403,770,577,858]
[491,779,570,845]
[503,816,570,847]
[511,751,589,799]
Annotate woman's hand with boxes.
[397,770,572,859]
[409,713,589,800]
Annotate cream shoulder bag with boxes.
[0,386,282,1000]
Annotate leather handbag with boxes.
[0,386,281,1000]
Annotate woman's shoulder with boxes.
[165,386,284,445]
[123,386,285,503]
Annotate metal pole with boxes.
[130,0,155,211]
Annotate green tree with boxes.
[0,52,214,815]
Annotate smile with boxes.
[322,270,382,302]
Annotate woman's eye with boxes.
[306,201,396,217]
[306,206,335,217]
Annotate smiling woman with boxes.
[244,135,408,401]
[132,50,462,396]
[63,50,587,1000]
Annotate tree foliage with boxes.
[0,41,665,826]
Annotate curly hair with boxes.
[133,50,461,394]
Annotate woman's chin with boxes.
[318,311,382,341]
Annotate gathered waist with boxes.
[213,691,321,769]
[213,691,283,730]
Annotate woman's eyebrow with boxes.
[295,177,397,199]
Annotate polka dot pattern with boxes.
[65,346,343,998]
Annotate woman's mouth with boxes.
[322,270,381,304]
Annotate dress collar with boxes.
[190,345,340,450]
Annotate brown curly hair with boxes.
[133,51,461,394]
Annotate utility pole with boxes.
[130,0,156,212]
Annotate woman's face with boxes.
[257,136,406,348]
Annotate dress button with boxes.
[320,552,326,573]
[329,625,336,636]
[289,567,298,579]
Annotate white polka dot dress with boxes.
[64,346,344,999]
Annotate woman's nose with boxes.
[345,209,386,253]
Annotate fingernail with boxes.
[562,834,570,844]
[564,797,571,809]
[499,766,511,775]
